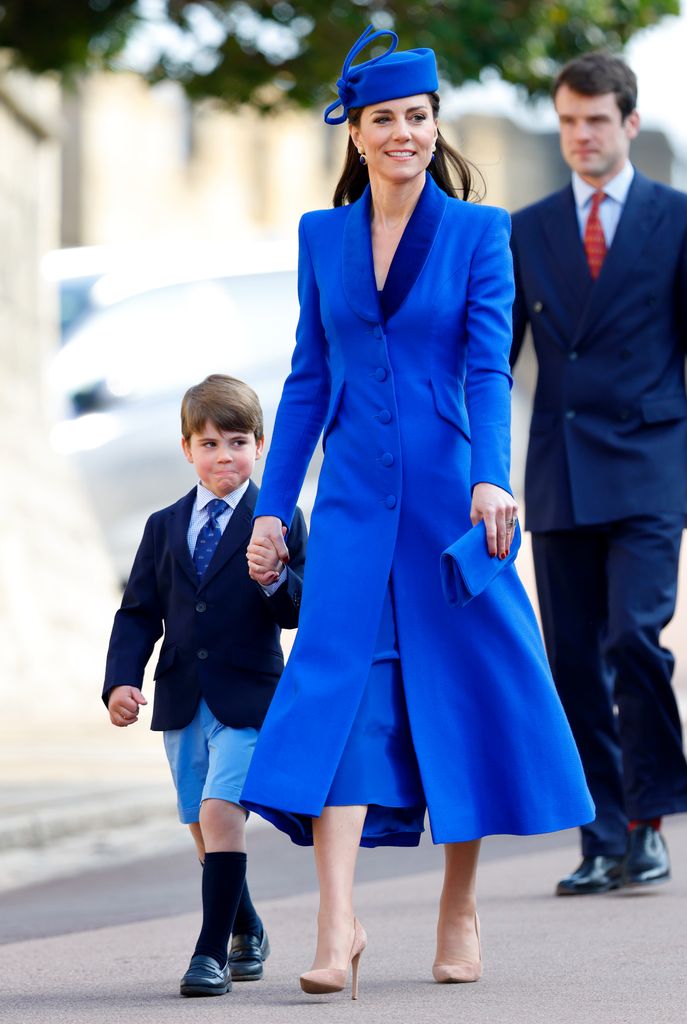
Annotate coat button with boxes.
[378,409,392,424]
[375,367,388,381]
[381,452,394,467]
[385,494,397,509]
[373,325,384,339]
[568,351,578,361]
[565,409,576,420]
[197,648,208,660]
[195,601,207,613]
[533,301,543,313]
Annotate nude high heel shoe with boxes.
[300,918,367,999]
[432,913,482,984]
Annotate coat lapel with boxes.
[341,185,382,323]
[380,175,448,322]
[573,172,660,347]
[540,186,593,347]
[170,488,201,588]
[198,480,257,590]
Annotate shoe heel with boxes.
[351,949,362,1000]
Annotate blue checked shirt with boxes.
[188,480,286,595]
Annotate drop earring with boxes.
[359,150,367,165]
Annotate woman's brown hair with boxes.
[333,92,483,207]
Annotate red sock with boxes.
[628,817,662,831]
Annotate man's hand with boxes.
[107,685,147,727]
[470,482,518,559]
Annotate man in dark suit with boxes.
[511,53,687,895]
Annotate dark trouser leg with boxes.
[532,529,628,857]
[194,852,247,966]
[604,514,687,820]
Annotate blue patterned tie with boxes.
[192,498,229,579]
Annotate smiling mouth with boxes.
[386,151,416,159]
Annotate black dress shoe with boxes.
[228,928,271,981]
[180,954,231,997]
[556,855,625,896]
[624,825,671,887]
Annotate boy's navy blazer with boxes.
[510,170,687,531]
[103,480,306,731]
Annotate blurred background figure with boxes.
[0,0,686,894]
[511,53,687,896]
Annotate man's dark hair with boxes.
[553,52,638,120]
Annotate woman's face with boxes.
[350,94,438,186]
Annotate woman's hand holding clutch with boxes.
[470,483,518,559]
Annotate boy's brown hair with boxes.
[181,374,264,441]
[552,52,638,121]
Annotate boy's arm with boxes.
[258,506,307,629]
[102,515,164,709]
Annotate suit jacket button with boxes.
[381,452,394,467]
[385,494,397,509]
[197,648,208,660]
[568,351,578,362]
[195,601,207,613]
[378,409,392,424]
[375,367,388,381]
[565,409,576,420]
[533,301,543,313]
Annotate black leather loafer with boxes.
[228,929,271,981]
[180,954,231,997]
[624,825,671,887]
[556,855,625,895]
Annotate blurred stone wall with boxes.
[0,66,120,730]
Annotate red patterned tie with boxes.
[584,190,607,280]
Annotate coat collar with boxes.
[573,171,660,347]
[341,173,448,324]
[169,480,258,590]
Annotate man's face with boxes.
[554,84,640,186]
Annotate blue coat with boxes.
[103,481,307,731]
[511,171,687,531]
[242,175,593,844]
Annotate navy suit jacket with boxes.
[103,480,307,731]
[511,170,687,531]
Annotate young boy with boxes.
[102,374,306,997]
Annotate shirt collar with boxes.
[572,161,635,210]
[195,478,249,512]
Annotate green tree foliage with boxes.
[0,1,679,112]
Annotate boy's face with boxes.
[182,420,264,498]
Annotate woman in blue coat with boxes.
[243,27,594,994]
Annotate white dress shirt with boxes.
[188,480,286,594]
[572,161,635,247]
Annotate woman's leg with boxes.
[436,840,481,965]
[310,805,367,969]
[188,822,205,863]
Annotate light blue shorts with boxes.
[163,698,258,824]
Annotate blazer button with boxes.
[385,494,397,509]
[195,601,207,613]
[565,409,576,420]
[568,351,578,362]
[378,409,392,424]
[381,452,394,467]
[533,301,543,313]
[375,367,388,381]
[197,648,208,660]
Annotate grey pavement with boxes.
[0,816,686,1024]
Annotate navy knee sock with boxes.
[194,851,246,967]
[232,879,262,937]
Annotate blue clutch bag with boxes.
[440,521,521,608]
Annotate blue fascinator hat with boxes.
[324,25,439,125]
